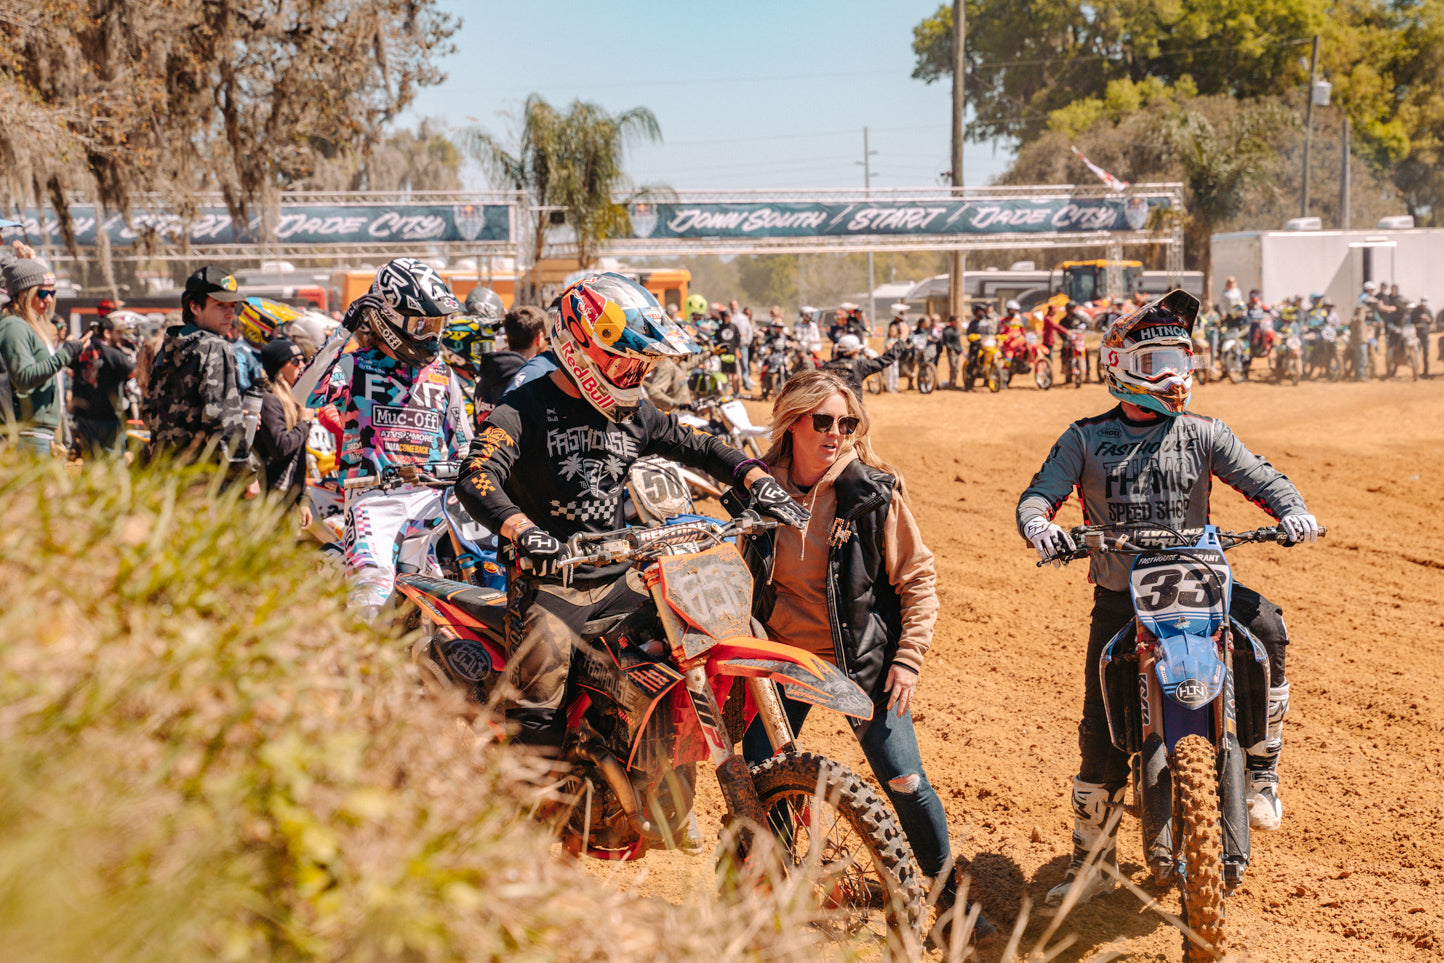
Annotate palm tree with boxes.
[466,95,662,267]
[1162,102,1293,307]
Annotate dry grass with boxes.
[0,453,860,963]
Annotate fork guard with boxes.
[708,638,874,720]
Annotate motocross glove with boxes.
[747,475,811,529]
[1279,513,1320,545]
[1023,516,1075,566]
[513,525,567,578]
[341,292,391,333]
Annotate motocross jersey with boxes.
[1016,405,1307,591]
[456,373,747,583]
[299,328,471,480]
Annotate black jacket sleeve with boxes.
[254,393,309,470]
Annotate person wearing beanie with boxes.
[252,337,312,518]
[141,264,249,468]
[0,258,89,456]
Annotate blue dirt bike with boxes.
[1040,523,1324,962]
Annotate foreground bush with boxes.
[0,455,841,962]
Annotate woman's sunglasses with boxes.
[808,413,860,436]
[36,289,56,299]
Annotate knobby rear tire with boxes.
[1174,734,1227,962]
[743,751,927,950]
[917,362,936,394]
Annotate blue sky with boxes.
[404,0,1012,193]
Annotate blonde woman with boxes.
[0,260,88,456]
[254,338,313,522]
[732,368,992,943]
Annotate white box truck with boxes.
[1210,226,1444,310]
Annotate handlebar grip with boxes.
[342,475,379,490]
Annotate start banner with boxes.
[12,202,511,247]
[625,194,1171,240]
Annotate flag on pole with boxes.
[1070,146,1130,192]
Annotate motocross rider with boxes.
[293,258,473,621]
[453,272,808,755]
[1015,289,1320,910]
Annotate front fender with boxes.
[708,637,874,720]
[1154,632,1226,710]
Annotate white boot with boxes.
[1041,779,1126,912]
[1246,682,1289,831]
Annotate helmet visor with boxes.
[1129,344,1193,381]
[599,352,652,389]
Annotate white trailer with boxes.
[1210,227,1444,310]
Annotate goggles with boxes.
[575,339,653,389]
[1108,343,1193,381]
[402,314,449,340]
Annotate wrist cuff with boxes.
[732,458,767,488]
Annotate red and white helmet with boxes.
[1100,289,1199,416]
[550,273,697,422]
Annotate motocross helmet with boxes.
[366,257,462,365]
[1101,288,1199,416]
[550,272,697,422]
[441,316,492,376]
[464,284,505,323]
[684,293,708,318]
[237,296,303,348]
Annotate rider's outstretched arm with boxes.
[1205,420,1308,521]
[1016,425,1086,537]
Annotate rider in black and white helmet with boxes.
[292,257,473,621]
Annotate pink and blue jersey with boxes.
[300,330,472,480]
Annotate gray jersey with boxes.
[1016,405,1307,590]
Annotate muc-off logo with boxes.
[373,405,443,433]
[1174,678,1209,707]
[558,340,616,409]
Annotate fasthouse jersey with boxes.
[456,373,747,582]
[1016,405,1307,591]
[299,329,471,480]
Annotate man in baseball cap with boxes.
[184,265,244,304]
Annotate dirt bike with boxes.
[395,512,928,945]
[1385,326,1422,381]
[1040,523,1325,962]
[1271,331,1303,386]
[1219,326,1249,384]
[678,397,771,461]
[976,335,1005,392]
[995,332,1051,390]
[897,332,938,394]
[757,342,790,400]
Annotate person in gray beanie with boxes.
[0,257,89,455]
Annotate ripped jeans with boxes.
[742,685,953,879]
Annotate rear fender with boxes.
[708,637,873,720]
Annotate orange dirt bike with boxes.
[395,511,928,944]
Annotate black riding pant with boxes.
[1077,583,1287,787]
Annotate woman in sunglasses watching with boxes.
[0,259,89,457]
[729,368,993,945]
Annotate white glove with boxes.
[1280,513,1320,545]
[1023,517,1075,566]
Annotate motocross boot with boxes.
[1246,681,1290,831]
[1040,779,1127,914]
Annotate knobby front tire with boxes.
[744,751,928,949]
[1174,734,1227,963]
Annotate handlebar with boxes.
[516,511,779,574]
[1038,523,1328,567]
[341,461,461,491]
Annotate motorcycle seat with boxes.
[401,574,506,633]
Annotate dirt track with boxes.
[587,371,1444,961]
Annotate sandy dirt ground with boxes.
[581,369,1444,962]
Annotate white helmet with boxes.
[835,334,863,354]
[1100,289,1199,416]
[1005,299,1021,313]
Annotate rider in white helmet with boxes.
[1017,289,1321,910]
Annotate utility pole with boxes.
[947,0,967,317]
[1301,34,1320,218]
[859,126,879,326]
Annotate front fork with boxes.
[1135,639,1251,887]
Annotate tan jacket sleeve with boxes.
[881,489,939,676]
